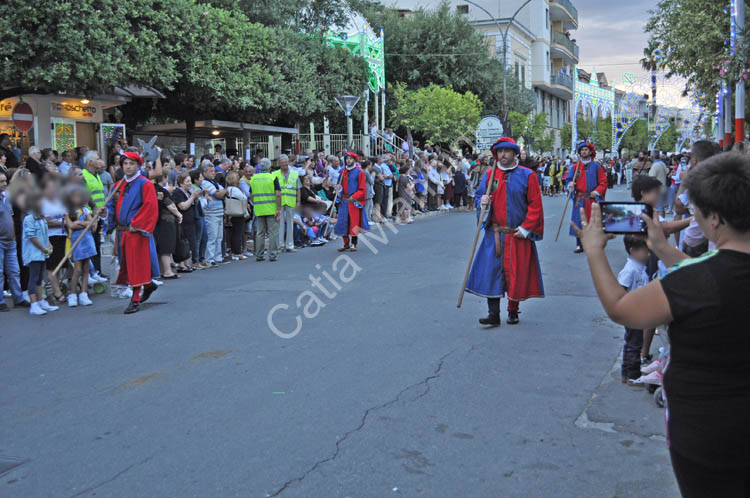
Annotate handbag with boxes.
[174,224,191,262]
[224,187,248,217]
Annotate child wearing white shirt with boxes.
[617,235,650,385]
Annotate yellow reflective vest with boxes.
[273,168,299,208]
[82,169,106,207]
[249,172,278,216]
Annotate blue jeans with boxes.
[205,213,224,263]
[667,184,679,212]
[195,217,206,263]
[0,240,25,305]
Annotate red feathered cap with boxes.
[120,151,144,166]
[344,151,359,161]
[490,137,521,159]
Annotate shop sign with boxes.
[50,101,100,121]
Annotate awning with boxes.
[137,120,299,138]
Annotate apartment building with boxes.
[393,0,580,156]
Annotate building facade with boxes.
[393,0,579,156]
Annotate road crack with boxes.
[267,348,459,497]
[68,454,155,497]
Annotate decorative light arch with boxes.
[572,67,615,151]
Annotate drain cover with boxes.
[0,456,27,476]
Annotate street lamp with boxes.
[335,94,361,150]
[463,0,533,134]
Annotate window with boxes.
[521,64,525,87]
[515,61,519,79]
[546,8,549,29]
[457,4,469,14]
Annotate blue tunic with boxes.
[465,167,544,300]
[334,166,370,236]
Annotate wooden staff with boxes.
[554,164,581,242]
[52,180,123,277]
[457,165,498,308]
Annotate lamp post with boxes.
[334,95,361,151]
[463,0,534,134]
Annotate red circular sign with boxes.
[12,102,34,133]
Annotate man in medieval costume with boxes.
[109,151,160,314]
[565,141,608,253]
[334,152,370,252]
[465,137,544,326]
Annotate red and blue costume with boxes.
[566,141,607,237]
[107,152,160,307]
[334,152,370,248]
[466,138,544,314]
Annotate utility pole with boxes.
[734,0,745,143]
[463,0,534,135]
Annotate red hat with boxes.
[121,151,144,166]
[344,151,359,161]
[576,141,597,158]
[490,137,521,159]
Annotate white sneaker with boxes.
[78,292,93,306]
[119,287,133,299]
[446,203,454,209]
[89,272,107,283]
[67,293,78,307]
[22,290,30,302]
[152,279,164,287]
[29,302,47,315]
[39,300,59,312]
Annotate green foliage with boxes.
[620,119,649,154]
[560,123,573,150]
[645,0,748,111]
[655,123,678,152]
[0,0,186,100]
[508,112,552,152]
[364,1,535,123]
[390,83,482,145]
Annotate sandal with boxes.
[162,274,180,280]
[53,293,65,304]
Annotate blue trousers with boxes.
[0,240,24,305]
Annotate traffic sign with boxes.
[475,115,504,150]
[12,102,33,133]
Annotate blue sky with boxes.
[574,0,652,88]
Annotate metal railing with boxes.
[550,0,578,22]
[551,72,575,92]
[552,31,579,58]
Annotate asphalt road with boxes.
[0,185,680,498]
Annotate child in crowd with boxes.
[64,185,96,307]
[22,191,59,315]
[617,235,650,385]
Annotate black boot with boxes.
[479,313,501,327]
[507,310,520,324]
[124,301,140,314]
[140,283,157,303]
[574,245,584,253]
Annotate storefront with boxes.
[0,91,148,160]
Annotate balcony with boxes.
[549,0,578,28]
[551,73,575,92]
[551,31,579,61]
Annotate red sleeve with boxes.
[595,165,608,198]
[351,168,367,203]
[131,180,159,234]
[521,170,544,237]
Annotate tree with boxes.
[0,0,186,100]
[639,40,661,122]
[645,0,749,115]
[655,123,678,152]
[363,1,535,128]
[508,112,550,153]
[620,119,650,155]
[594,117,613,151]
[560,123,572,150]
[390,83,482,146]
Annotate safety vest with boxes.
[273,168,298,208]
[249,172,277,216]
[82,169,106,207]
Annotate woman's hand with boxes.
[570,203,614,252]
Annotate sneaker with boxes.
[67,294,78,307]
[640,354,653,366]
[89,272,107,283]
[625,377,646,387]
[638,371,662,385]
[231,256,240,261]
[641,359,661,374]
[120,287,133,300]
[39,300,59,312]
[29,302,47,315]
[151,279,164,286]
[78,292,93,306]
[3,290,11,298]
[446,203,454,209]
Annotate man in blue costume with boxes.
[566,141,608,253]
[334,152,370,252]
[466,137,545,326]
[107,152,160,314]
